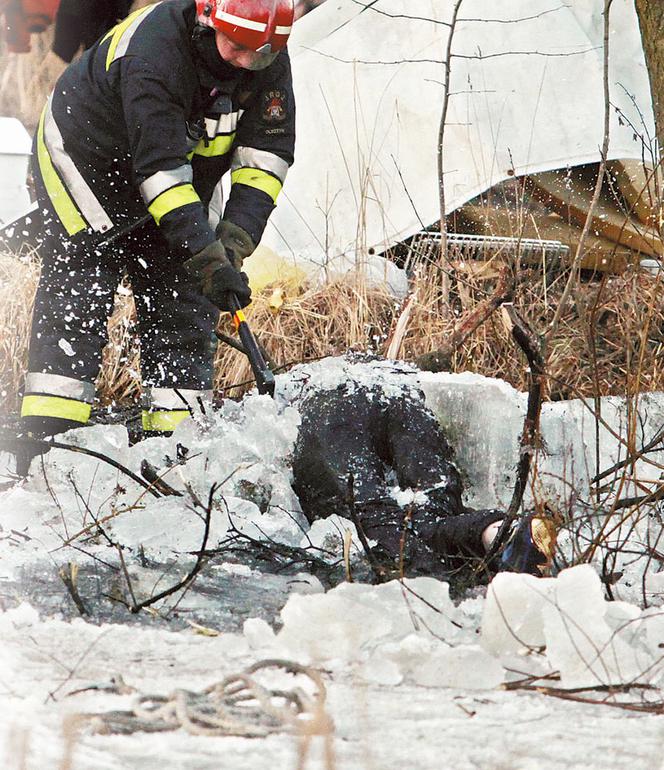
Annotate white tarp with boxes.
[264,0,655,274]
[0,116,32,225]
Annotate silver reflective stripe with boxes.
[204,117,218,137]
[139,166,193,205]
[231,147,289,182]
[204,112,240,138]
[144,387,213,411]
[109,4,158,64]
[43,97,113,233]
[24,372,96,403]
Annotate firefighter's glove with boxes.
[183,240,252,312]
[215,220,256,270]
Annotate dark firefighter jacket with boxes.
[37,0,295,255]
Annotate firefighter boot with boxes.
[14,416,83,477]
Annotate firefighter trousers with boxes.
[22,176,219,435]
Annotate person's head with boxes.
[195,0,294,70]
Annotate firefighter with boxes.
[17,0,296,474]
[52,0,133,63]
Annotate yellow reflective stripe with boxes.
[147,184,201,225]
[105,6,153,69]
[21,395,91,423]
[37,110,86,236]
[231,168,283,202]
[192,133,236,158]
[142,410,190,432]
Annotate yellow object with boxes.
[268,286,286,313]
[37,110,86,236]
[193,134,236,158]
[243,245,308,296]
[104,6,155,70]
[531,517,558,574]
[21,395,91,423]
[231,168,282,202]
[141,409,190,432]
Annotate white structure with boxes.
[265,0,655,277]
[0,117,32,226]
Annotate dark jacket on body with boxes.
[292,384,504,578]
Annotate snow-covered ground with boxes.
[1,358,663,769]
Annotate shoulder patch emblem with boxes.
[262,89,287,123]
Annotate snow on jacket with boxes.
[37,0,295,255]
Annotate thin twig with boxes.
[437,0,465,311]
[345,474,386,582]
[129,483,218,613]
[2,437,160,497]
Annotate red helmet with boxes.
[196,0,294,53]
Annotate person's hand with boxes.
[215,220,256,270]
[183,239,252,311]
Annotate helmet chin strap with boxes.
[256,43,273,54]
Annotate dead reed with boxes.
[0,28,62,133]
[0,252,39,413]
[1,242,661,416]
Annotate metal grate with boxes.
[420,231,571,261]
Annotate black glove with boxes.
[183,239,252,311]
[215,220,256,270]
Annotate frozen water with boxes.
[107,496,229,560]
[541,565,651,688]
[243,617,276,650]
[0,450,16,483]
[419,371,524,509]
[2,357,664,768]
[411,644,504,690]
[418,370,664,510]
[274,577,466,667]
[482,564,664,689]
[481,571,555,657]
[360,634,504,690]
[276,355,421,409]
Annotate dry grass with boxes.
[0,252,39,413]
[0,28,63,133]
[212,277,395,398]
[397,250,664,401]
[1,242,661,417]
